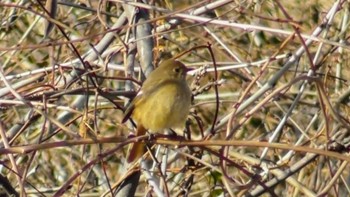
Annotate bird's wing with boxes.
[121,103,134,123]
[121,90,145,123]
[121,76,169,123]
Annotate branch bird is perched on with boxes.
[122,58,192,163]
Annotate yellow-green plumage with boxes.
[123,59,192,163]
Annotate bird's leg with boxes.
[168,128,178,136]
[146,130,156,141]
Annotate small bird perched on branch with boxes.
[123,58,192,163]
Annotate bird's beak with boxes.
[185,67,194,72]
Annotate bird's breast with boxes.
[132,81,191,132]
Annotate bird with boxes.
[122,58,192,163]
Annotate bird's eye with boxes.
[174,67,181,73]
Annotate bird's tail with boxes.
[127,125,147,163]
